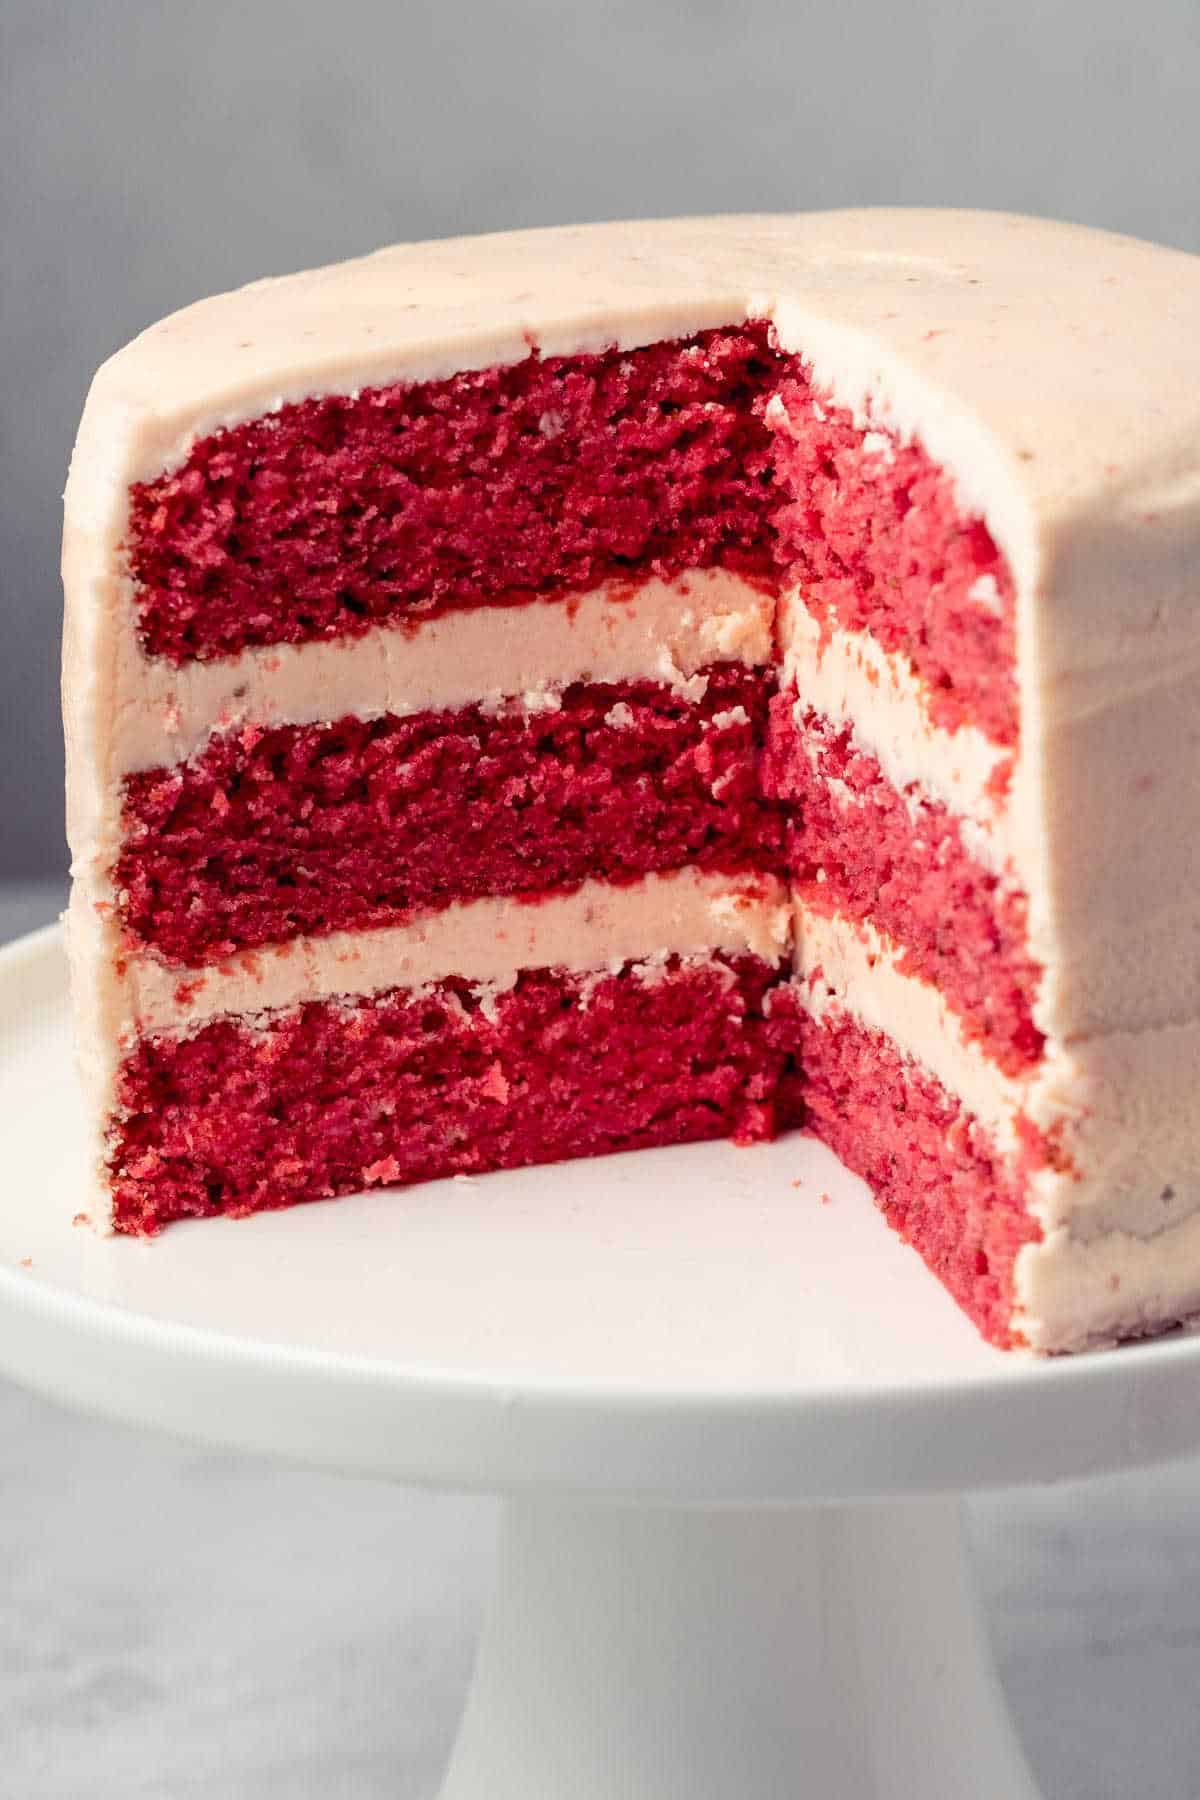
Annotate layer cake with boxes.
[62,212,1200,1351]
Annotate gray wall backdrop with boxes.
[4,0,1199,878]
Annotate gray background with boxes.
[4,0,1200,877]
[5,4,1200,1794]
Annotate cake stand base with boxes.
[442,1495,1038,1800]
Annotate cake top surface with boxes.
[72,209,1200,541]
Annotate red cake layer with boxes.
[128,325,785,664]
[118,665,781,965]
[764,698,1043,1073]
[768,371,1018,745]
[779,998,1040,1347]
[110,954,786,1233]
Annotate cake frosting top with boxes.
[69,210,1200,540]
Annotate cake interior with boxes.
[113,952,791,1236]
[102,322,1043,1346]
[118,662,780,963]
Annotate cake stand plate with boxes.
[2,926,1197,1798]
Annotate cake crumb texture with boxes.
[777,997,1040,1347]
[764,698,1042,1072]
[770,371,1018,744]
[110,954,786,1233]
[119,665,781,964]
[128,326,782,662]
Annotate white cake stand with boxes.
[3,926,1198,1798]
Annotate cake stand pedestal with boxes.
[441,1497,1033,1799]
[4,927,1199,1799]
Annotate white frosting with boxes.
[110,569,774,775]
[120,869,792,1041]
[61,212,1200,1350]
[1016,1209,1200,1355]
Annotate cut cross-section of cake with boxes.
[62,211,1200,1352]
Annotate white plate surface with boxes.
[2,925,1198,1500]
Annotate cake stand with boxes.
[2,926,1197,1798]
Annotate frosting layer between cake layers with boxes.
[117,869,793,1038]
[106,568,775,773]
[62,212,1200,1352]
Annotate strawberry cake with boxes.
[62,211,1200,1351]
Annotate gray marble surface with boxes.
[3,883,1198,1797]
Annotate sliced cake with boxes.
[62,211,1200,1350]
